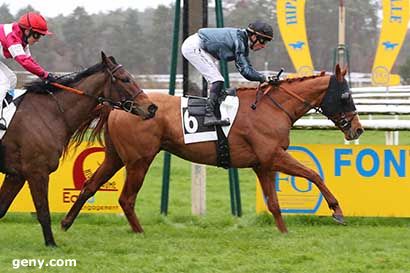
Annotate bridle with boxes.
[49,63,144,113]
[328,111,357,132]
[251,76,356,132]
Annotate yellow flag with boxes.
[277,0,314,76]
[372,0,409,86]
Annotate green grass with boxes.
[1,130,410,272]
[290,130,410,145]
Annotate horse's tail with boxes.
[65,105,111,156]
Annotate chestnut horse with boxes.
[0,52,157,246]
[62,65,363,234]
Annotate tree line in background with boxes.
[1,0,410,82]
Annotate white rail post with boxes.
[191,163,206,215]
[393,115,400,145]
[385,131,394,145]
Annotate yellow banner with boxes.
[372,0,409,86]
[256,145,410,217]
[1,143,124,213]
[277,0,314,76]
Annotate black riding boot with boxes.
[204,81,230,127]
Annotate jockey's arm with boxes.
[9,44,48,79]
[233,39,266,83]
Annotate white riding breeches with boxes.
[0,61,17,113]
[181,33,224,84]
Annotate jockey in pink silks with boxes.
[0,12,57,130]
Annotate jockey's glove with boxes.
[44,73,58,85]
[266,75,280,86]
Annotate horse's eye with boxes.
[121,77,131,83]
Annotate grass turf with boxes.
[1,130,410,272]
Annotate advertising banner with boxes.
[256,145,410,217]
[372,0,409,86]
[277,0,314,76]
[1,143,124,213]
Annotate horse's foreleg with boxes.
[273,150,344,224]
[0,174,25,218]
[119,160,151,233]
[61,154,124,231]
[253,168,288,233]
[27,174,56,247]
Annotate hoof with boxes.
[46,242,58,248]
[60,219,71,231]
[332,214,346,225]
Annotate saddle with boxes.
[186,88,237,169]
[187,87,237,116]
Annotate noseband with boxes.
[329,112,357,132]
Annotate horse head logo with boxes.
[72,147,105,190]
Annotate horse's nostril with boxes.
[356,128,364,137]
[148,104,158,114]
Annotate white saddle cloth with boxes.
[180,96,239,144]
[0,88,27,140]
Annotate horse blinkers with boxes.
[320,75,359,135]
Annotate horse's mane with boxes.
[237,72,327,92]
[64,105,111,157]
[24,60,113,93]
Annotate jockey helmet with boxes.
[247,20,273,42]
[18,12,53,35]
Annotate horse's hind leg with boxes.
[61,145,124,231]
[26,174,56,247]
[119,160,152,233]
[253,168,288,233]
[0,174,25,218]
[273,150,344,224]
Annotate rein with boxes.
[49,64,142,113]
[251,82,323,122]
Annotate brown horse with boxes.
[0,52,157,246]
[62,65,363,234]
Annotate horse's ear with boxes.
[101,51,107,62]
[320,71,325,76]
[101,51,115,67]
[335,64,343,82]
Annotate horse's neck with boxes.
[280,77,329,120]
[58,78,104,133]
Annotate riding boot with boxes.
[204,81,230,127]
